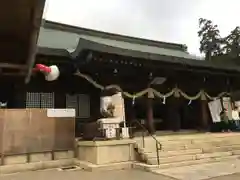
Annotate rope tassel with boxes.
[163,96,166,104]
[188,100,192,105]
[132,96,136,105]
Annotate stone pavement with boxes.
[1,162,240,180]
[0,169,175,180]
[209,173,240,180]
[151,159,240,180]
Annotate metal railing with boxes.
[130,120,162,166]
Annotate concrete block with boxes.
[77,140,135,165]
[41,159,75,169]
[30,152,52,162]
[54,151,74,160]
[76,160,132,171]
[4,155,27,165]
[0,159,75,175]
[0,162,42,174]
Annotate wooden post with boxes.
[170,98,181,132]
[25,0,47,83]
[125,98,136,137]
[129,100,136,125]
[147,90,155,134]
[201,100,209,130]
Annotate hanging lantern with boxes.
[34,64,60,81]
[150,77,167,85]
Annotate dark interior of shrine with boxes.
[127,97,204,131]
[30,52,240,133]
[2,49,239,135]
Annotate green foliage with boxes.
[223,26,240,58]
[198,18,222,60]
[182,44,188,52]
[198,18,240,61]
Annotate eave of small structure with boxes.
[0,0,46,81]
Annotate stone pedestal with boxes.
[97,118,122,139]
[77,140,135,165]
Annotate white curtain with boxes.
[208,99,222,123]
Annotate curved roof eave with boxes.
[37,24,240,74]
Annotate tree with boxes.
[182,44,188,52]
[198,18,223,61]
[223,26,240,58]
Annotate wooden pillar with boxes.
[171,98,181,132]
[147,97,155,134]
[201,100,209,130]
[126,99,136,126]
[130,102,136,124]
[146,90,155,134]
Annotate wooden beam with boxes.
[0,72,25,76]
[25,0,46,83]
[0,63,27,70]
[92,54,240,77]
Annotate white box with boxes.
[47,109,76,117]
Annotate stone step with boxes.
[145,149,203,158]
[185,143,240,150]
[145,145,240,159]
[203,145,240,153]
[148,154,194,164]
[161,136,240,145]
[155,133,240,142]
[141,138,240,152]
[232,150,240,155]
[148,151,233,165]
[157,142,240,151]
[133,155,240,171]
[136,134,240,152]
[140,134,240,145]
[156,155,240,169]
[196,152,232,160]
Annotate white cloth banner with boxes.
[235,101,240,111]
[222,97,232,120]
[208,99,222,123]
[232,110,240,121]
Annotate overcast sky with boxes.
[45,0,239,56]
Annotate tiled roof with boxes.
[37,21,240,73]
